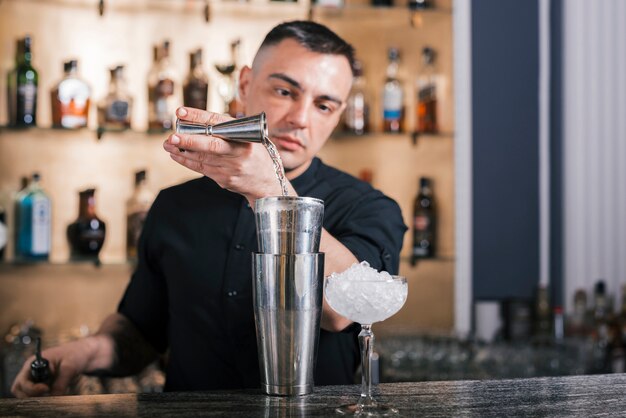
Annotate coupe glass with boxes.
[325,275,408,416]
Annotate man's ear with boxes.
[238,66,252,108]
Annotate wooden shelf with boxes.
[0,125,170,140]
[310,3,451,27]
[0,0,311,19]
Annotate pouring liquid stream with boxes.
[262,134,289,197]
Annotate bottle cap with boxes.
[32,172,41,182]
[422,47,436,65]
[64,60,77,73]
[595,280,606,294]
[135,170,147,185]
[352,59,364,78]
[30,337,50,384]
[388,47,400,61]
[419,177,431,188]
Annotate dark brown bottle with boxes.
[126,170,154,262]
[67,188,106,262]
[416,47,438,134]
[183,49,209,110]
[411,177,435,265]
[0,203,6,261]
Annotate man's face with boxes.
[239,39,353,177]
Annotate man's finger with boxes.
[166,133,233,155]
[12,376,50,398]
[176,107,232,126]
[164,143,223,168]
[50,368,75,396]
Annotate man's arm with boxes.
[11,313,157,398]
[319,229,358,332]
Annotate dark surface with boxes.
[471,0,540,300]
[3,374,626,417]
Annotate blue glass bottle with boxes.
[15,173,51,262]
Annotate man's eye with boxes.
[317,103,334,113]
[276,88,291,97]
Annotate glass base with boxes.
[335,403,399,416]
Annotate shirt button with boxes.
[235,244,245,251]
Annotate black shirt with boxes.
[118,157,407,392]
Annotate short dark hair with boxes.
[259,20,357,75]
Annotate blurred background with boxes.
[0,0,624,397]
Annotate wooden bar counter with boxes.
[1,373,626,417]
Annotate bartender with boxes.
[12,20,406,397]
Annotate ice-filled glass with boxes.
[325,262,408,416]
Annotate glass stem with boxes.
[359,324,375,406]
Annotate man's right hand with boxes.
[11,334,112,398]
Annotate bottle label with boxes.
[18,82,37,115]
[0,219,7,251]
[156,79,174,98]
[345,94,366,132]
[153,79,175,123]
[106,100,130,122]
[414,214,430,231]
[31,196,50,255]
[418,84,436,101]
[383,88,403,121]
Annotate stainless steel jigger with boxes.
[175,112,267,143]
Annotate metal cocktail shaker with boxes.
[253,196,325,396]
[253,253,324,396]
[255,197,324,254]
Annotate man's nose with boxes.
[285,99,310,129]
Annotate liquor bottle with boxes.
[553,306,565,342]
[533,284,551,341]
[7,36,38,127]
[14,173,51,262]
[227,39,245,118]
[567,288,589,337]
[343,60,369,135]
[148,40,178,132]
[126,170,155,262]
[0,204,6,261]
[183,49,209,110]
[51,60,91,129]
[616,284,626,372]
[591,280,611,373]
[67,188,106,262]
[97,65,133,131]
[411,177,435,264]
[416,47,438,134]
[408,0,432,9]
[215,39,244,118]
[315,0,344,7]
[382,47,404,133]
